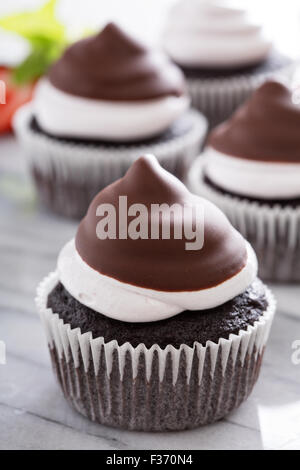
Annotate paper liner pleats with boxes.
[188,157,300,282]
[187,63,295,128]
[36,272,275,431]
[13,105,207,219]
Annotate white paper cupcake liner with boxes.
[13,104,207,219]
[36,271,275,431]
[188,157,300,282]
[187,61,295,128]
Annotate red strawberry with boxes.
[0,67,34,134]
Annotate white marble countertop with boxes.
[0,136,300,450]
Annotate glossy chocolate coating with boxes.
[48,22,186,101]
[209,80,300,163]
[75,155,247,291]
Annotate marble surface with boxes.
[0,135,300,450]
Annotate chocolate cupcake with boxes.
[36,155,275,431]
[188,80,300,282]
[14,23,207,219]
[163,0,294,127]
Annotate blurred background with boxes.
[1,0,300,451]
[1,0,300,51]
[0,0,300,135]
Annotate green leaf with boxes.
[12,39,65,84]
[0,0,66,43]
[0,0,69,84]
[0,0,98,84]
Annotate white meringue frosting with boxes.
[57,238,257,323]
[55,155,258,323]
[204,148,300,200]
[163,0,272,68]
[33,79,189,141]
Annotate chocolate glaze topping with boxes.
[48,22,186,101]
[209,80,300,163]
[75,155,247,291]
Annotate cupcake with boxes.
[36,154,275,431]
[14,23,207,219]
[163,0,294,127]
[188,80,300,282]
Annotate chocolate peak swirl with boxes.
[75,155,247,291]
[48,22,186,101]
[209,80,300,163]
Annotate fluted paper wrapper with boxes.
[187,62,295,128]
[188,157,300,283]
[36,271,275,431]
[14,104,207,219]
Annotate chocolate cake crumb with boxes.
[47,278,268,348]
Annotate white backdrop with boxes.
[0,0,299,55]
[0,0,300,62]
